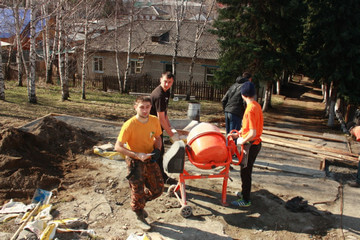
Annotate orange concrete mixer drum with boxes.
[187,123,228,167]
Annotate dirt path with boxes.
[1,79,359,240]
[265,77,329,133]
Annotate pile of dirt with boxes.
[0,116,101,203]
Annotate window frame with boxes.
[93,56,104,73]
[130,58,143,74]
[205,66,217,82]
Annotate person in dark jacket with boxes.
[222,72,252,135]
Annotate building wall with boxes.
[83,51,218,83]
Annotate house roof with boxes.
[1,41,12,46]
[88,20,219,60]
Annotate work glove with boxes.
[151,148,161,162]
[170,132,180,143]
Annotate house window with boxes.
[205,67,217,82]
[130,58,143,74]
[151,31,169,43]
[93,57,103,73]
[165,63,172,73]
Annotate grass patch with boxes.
[1,80,224,126]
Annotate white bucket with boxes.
[187,102,200,121]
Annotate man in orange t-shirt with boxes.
[230,81,263,207]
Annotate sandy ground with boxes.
[0,79,360,240]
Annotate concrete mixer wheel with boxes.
[167,184,177,197]
[180,205,192,218]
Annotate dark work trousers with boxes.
[126,156,164,212]
[240,142,262,202]
[356,161,360,184]
[157,134,169,180]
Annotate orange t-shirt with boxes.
[117,115,162,153]
[241,100,263,145]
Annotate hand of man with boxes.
[137,153,151,161]
[170,132,180,143]
[151,148,161,162]
[236,137,245,146]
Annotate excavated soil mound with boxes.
[0,116,101,203]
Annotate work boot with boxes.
[135,211,151,231]
[348,181,360,188]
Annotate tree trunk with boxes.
[172,0,186,98]
[28,0,37,104]
[123,6,134,94]
[81,1,88,100]
[345,103,356,124]
[262,81,272,112]
[187,0,215,101]
[13,2,23,87]
[64,39,69,99]
[57,2,67,101]
[0,40,5,100]
[41,4,54,84]
[327,81,337,127]
[322,81,329,104]
[115,2,123,93]
[276,78,280,95]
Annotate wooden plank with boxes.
[262,142,324,159]
[261,135,358,162]
[263,127,346,143]
[262,129,310,141]
[263,143,358,168]
[262,134,358,158]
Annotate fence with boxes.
[74,75,229,102]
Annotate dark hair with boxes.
[242,72,252,79]
[134,95,151,105]
[162,71,175,80]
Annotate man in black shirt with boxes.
[150,72,179,184]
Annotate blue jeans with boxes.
[225,112,242,134]
[225,112,242,145]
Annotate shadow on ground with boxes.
[175,186,357,237]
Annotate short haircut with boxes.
[242,72,252,79]
[162,71,175,80]
[134,95,151,105]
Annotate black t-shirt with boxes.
[150,85,170,116]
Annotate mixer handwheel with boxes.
[167,184,177,197]
[180,205,192,218]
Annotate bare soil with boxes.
[0,78,359,240]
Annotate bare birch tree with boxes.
[327,81,337,127]
[115,1,123,93]
[27,0,37,103]
[81,0,89,99]
[262,81,273,112]
[57,0,69,101]
[123,0,135,93]
[172,0,186,97]
[40,1,57,84]
[187,0,215,100]
[0,40,5,100]
[12,0,27,87]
